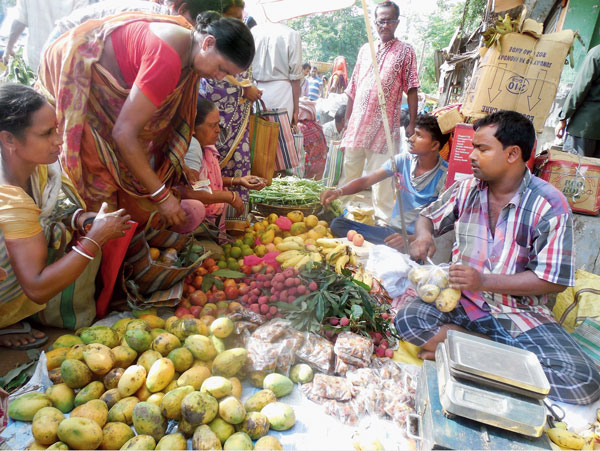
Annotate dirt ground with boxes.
[0,326,69,377]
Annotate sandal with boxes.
[0,321,48,350]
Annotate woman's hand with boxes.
[87,202,132,244]
[157,194,187,227]
[228,192,244,216]
[243,85,262,102]
[237,175,266,190]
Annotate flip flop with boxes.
[0,321,48,350]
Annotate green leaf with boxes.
[316,293,325,322]
[350,304,363,320]
[201,275,214,292]
[214,278,224,290]
[352,279,371,291]
[211,269,245,279]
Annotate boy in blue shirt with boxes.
[321,114,449,251]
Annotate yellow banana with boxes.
[309,252,322,263]
[362,271,373,289]
[276,241,303,251]
[284,236,305,245]
[335,254,349,273]
[276,250,303,263]
[354,268,364,283]
[582,438,594,450]
[546,428,585,450]
[316,238,340,248]
[349,254,358,265]
[281,254,306,269]
[326,245,346,264]
[294,255,311,270]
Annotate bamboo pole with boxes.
[359,0,410,251]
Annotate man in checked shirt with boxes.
[395,110,600,404]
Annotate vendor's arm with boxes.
[177,186,244,215]
[320,168,389,207]
[5,203,130,304]
[409,215,435,260]
[291,79,301,126]
[449,265,567,296]
[112,85,186,226]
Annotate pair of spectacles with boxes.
[375,19,399,26]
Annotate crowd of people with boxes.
[0,0,598,406]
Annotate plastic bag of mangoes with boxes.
[407,264,461,312]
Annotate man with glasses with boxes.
[339,1,419,224]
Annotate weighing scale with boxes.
[408,331,553,450]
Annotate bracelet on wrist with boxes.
[72,245,94,261]
[81,236,101,253]
[155,191,172,205]
[335,188,344,197]
[76,240,96,258]
[150,184,166,199]
[71,208,84,231]
[151,187,170,203]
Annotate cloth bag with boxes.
[322,140,344,187]
[258,102,300,171]
[35,222,100,330]
[125,214,208,295]
[288,132,305,178]
[249,99,279,185]
[553,269,600,333]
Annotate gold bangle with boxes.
[231,191,237,203]
[81,236,101,252]
[155,191,172,205]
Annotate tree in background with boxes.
[404,0,486,94]
[286,6,367,76]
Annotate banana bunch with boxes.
[482,13,520,52]
[275,236,322,270]
[546,426,586,450]
[316,238,356,274]
[353,266,373,289]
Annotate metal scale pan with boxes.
[435,343,548,437]
[445,330,551,398]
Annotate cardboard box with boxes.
[437,107,465,134]
[535,150,600,215]
[462,29,575,132]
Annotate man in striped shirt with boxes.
[395,110,600,404]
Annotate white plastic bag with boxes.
[365,245,413,298]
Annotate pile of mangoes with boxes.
[11,314,297,450]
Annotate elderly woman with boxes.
[0,84,130,349]
[38,11,255,228]
[199,0,262,218]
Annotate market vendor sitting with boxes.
[321,114,449,251]
[0,84,131,349]
[178,98,266,229]
[395,110,600,404]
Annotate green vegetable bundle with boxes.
[249,176,327,207]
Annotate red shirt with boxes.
[111,21,183,107]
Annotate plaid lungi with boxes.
[395,299,600,405]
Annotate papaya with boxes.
[46,347,70,371]
[146,358,175,392]
[236,411,270,440]
[132,402,167,442]
[181,391,218,425]
[209,417,235,444]
[201,376,232,399]
[212,348,247,377]
[254,436,283,450]
[218,396,246,425]
[57,417,103,450]
[32,407,64,445]
[263,373,293,397]
[160,385,194,420]
[80,326,119,348]
[99,388,122,409]
[151,332,181,356]
[60,358,92,389]
[100,421,134,450]
[223,432,253,451]
[106,397,139,425]
[156,433,187,450]
[124,329,152,352]
[70,399,108,428]
[74,381,105,406]
[125,319,151,332]
[120,435,156,450]
[50,334,83,350]
[111,345,137,368]
[192,425,222,451]
[46,383,75,413]
[167,347,194,373]
[178,365,211,390]
[244,389,276,413]
[103,367,125,390]
[117,365,146,397]
[261,402,295,431]
[8,392,52,421]
[184,334,217,361]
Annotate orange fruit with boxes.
[149,247,160,260]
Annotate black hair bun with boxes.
[196,10,221,30]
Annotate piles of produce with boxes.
[249,176,328,208]
[14,314,293,450]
